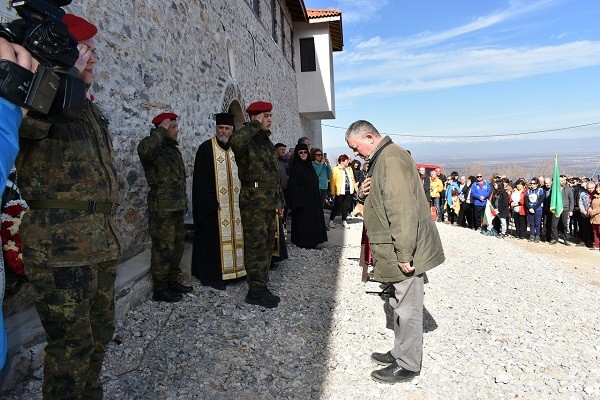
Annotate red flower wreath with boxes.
[1,199,28,277]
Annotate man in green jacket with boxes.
[230,101,284,308]
[138,112,192,302]
[346,120,445,384]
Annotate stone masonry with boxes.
[67,0,316,260]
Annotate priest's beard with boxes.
[216,133,230,144]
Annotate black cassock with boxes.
[287,159,328,248]
[191,138,243,283]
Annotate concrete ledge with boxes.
[1,249,154,394]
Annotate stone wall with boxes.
[63,0,314,260]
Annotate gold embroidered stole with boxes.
[212,137,246,279]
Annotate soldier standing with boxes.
[138,112,192,302]
[16,14,120,399]
[230,101,284,308]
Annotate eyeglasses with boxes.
[298,151,308,155]
[530,182,538,185]
[476,175,483,178]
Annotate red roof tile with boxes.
[307,8,342,19]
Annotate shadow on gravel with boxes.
[368,283,439,334]
[382,302,439,334]
[94,235,349,400]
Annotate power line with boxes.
[322,121,600,139]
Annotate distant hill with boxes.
[322,136,600,179]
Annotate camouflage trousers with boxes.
[148,210,185,292]
[240,209,276,292]
[26,260,117,400]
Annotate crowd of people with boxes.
[419,168,600,250]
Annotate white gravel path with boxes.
[5,219,599,399]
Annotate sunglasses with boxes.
[476,175,483,178]
[298,150,308,154]
[315,153,323,156]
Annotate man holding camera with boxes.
[15,15,120,400]
[0,38,39,371]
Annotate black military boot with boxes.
[371,351,395,366]
[245,289,280,308]
[168,280,193,294]
[152,289,183,303]
[264,288,281,303]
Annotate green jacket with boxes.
[363,136,445,282]
[137,126,187,212]
[16,99,122,267]
[230,121,284,210]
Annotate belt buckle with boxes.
[87,200,97,213]
[254,181,259,188]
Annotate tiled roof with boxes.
[307,9,342,19]
[306,8,343,51]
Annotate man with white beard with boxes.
[191,113,246,290]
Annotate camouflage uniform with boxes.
[137,125,187,292]
[16,99,121,400]
[230,121,283,293]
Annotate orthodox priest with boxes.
[191,113,245,290]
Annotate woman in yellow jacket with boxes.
[328,154,358,229]
[429,171,444,222]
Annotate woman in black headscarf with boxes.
[286,143,328,249]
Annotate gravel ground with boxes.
[5,219,600,399]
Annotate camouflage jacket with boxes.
[230,121,284,210]
[137,126,187,212]
[16,99,122,267]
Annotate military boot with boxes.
[153,289,183,303]
[245,289,280,308]
[168,280,193,294]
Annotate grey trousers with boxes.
[390,274,424,372]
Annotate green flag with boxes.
[549,155,563,217]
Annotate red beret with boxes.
[63,14,98,41]
[152,112,178,126]
[245,101,272,115]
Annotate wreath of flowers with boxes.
[1,198,28,299]
[1,199,28,275]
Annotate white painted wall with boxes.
[294,21,336,119]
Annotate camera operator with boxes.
[15,14,121,400]
[0,37,39,372]
[0,38,39,193]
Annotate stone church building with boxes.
[2,0,343,259]
[0,0,343,391]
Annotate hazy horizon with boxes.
[321,135,600,179]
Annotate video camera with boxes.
[0,0,84,122]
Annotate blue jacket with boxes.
[471,180,492,207]
[445,181,460,207]
[0,98,22,193]
[0,98,22,370]
[526,187,545,211]
[312,161,332,190]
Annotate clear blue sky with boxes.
[305,0,600,155]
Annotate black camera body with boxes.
[0,0,84,122]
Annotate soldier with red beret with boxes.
[16,13,120,400]
[138,112,193,303]
[230,101,285,308]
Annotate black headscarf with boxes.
[292,143,310,165]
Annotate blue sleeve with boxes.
[0,98,23,191]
